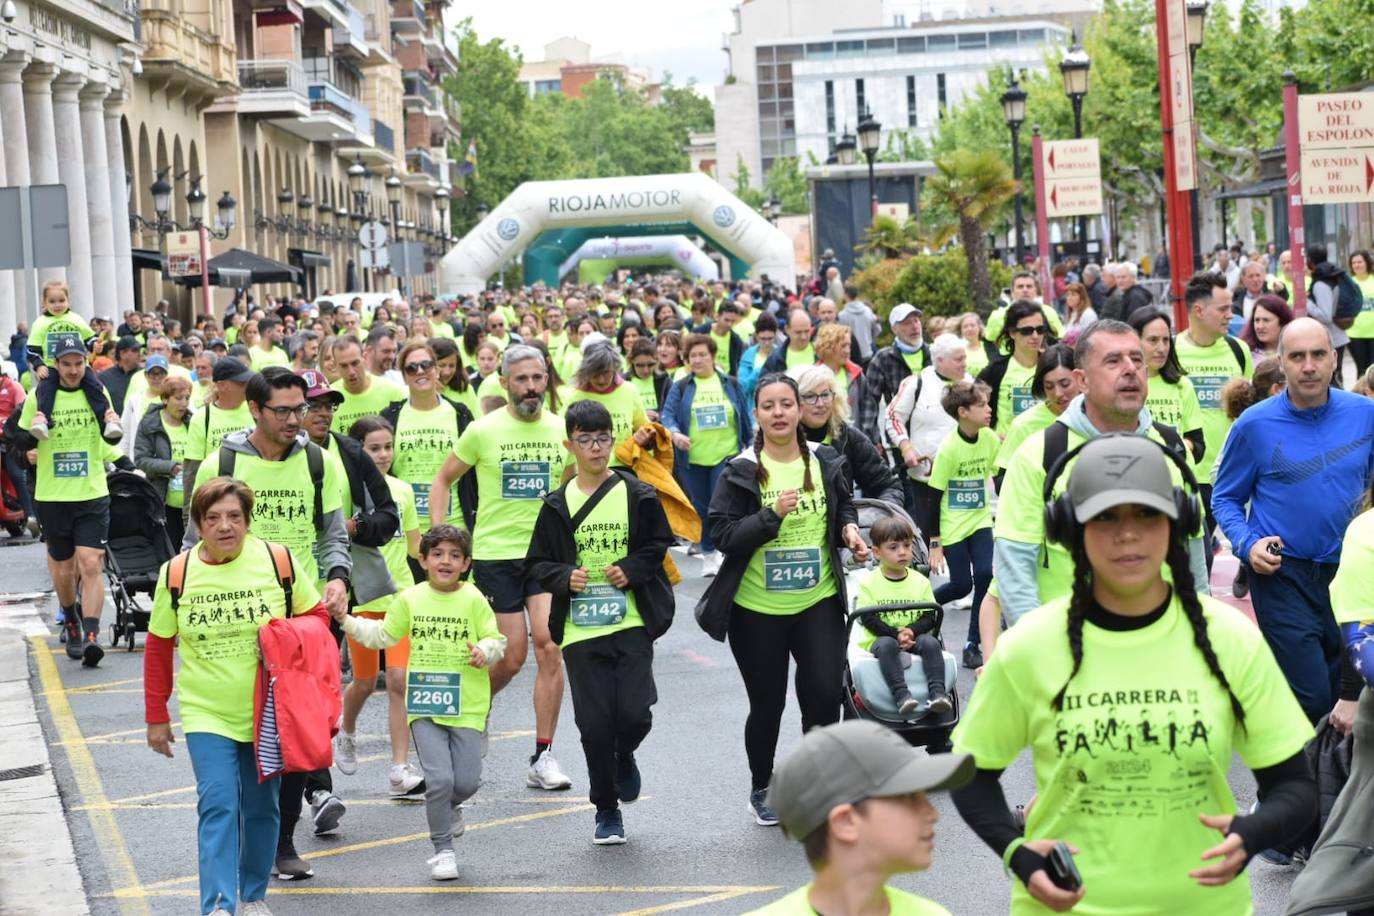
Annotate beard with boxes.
[513,393,543,417]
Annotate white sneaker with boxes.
[428,848,458,881]
[333,730,357,775]
[527,751,573,790]
[389,762,424,796]
[102,419,123,442]
[239,901,273,916]
[450,803,465,838]
[28,417,48,440]
[701,551,722,577]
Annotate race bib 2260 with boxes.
[406,670,460,717]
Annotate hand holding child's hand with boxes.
[467,642,489,669]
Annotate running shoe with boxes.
[389,762,425,797]
[961,644,984,670]
[28,417,48,441]
[895,692,920,716]
[309,790,346,835]
[926,694,953,717]
[63,618,82,659]
[701,551,722,577]
[615,752,641,804]
[527,752,573,790]
[428,849,458,881]
[333,729,357,775]
[593,808,627,845]
[81,629,104,668]
[102,419,123,443]
[748,789,779,826]
[239,901,273,916]
[274,846,313,881]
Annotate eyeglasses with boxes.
[1014,325,1049,337]
[307,400,338,414]
[800,390,835,405]
[633,361,658,371]
[263,404,310,421]
[572,434,615,450]
[404,360,436,375]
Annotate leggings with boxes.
[1349,337,1374,379]
[933,528,994,646]
[728,596,844,791]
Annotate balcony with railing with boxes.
[405,147,441,187]
[333,5,367,58]
[373,118,395,154]
[297,0,350,29]
[422,24,459,74]
[236,59,310,117]
[303,81,371,141]
[389,0,425,33]
[402,71,436,109]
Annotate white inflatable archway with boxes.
[557,235,720,281]
[441,172,795,294]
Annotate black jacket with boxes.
[695,442,857,641]
[379,395,478,531]
[802,420,903,507]
[528,469,675,644]
[132,403,181,502]
[324,430,399,549]
[98,365,137,415]
[1102,284,1154,322]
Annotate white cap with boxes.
[889,302,923,326]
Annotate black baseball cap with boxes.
[114,335,141,354]
[212,358,255,383]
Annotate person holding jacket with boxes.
[133,374,193,547]
[661,334,753,575]
[696,372,868,828]
[792,364,902,506]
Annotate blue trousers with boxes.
[934,527,994,647]
[186,732,281,915]
[683,462,726,552]
[1247,557,1342,723]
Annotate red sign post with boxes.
[1155,0,1197,330]
[1030,127,1054,299]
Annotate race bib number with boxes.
[1364,297,1374,313]
[1011,385,1036,416]
[1192,375,1226,410]
[406,670,460,717]
[169,473,184,493]
[764,547,821,591]
[947,478,985,510]
[501,461,550,499]
[694,403,728,430]
[569,583,628,627]
[52,451,88,478]
[411,481,430,516]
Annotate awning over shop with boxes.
[175,248,302,288]
[130,248,166,272]
[288,248,332,270]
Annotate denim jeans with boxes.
[186,732,281,915]
[934,527,994,646]
[683,462,726,552]
[1248,556,1342,722]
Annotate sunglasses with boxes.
[404,360,436,375]
[1014,325,1049,337]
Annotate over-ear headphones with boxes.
[1042,432,1202,546]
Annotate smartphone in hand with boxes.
[1046,842,1083,892]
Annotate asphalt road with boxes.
[15,538,1301,915]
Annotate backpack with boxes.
[1041,419,1188,479]
[166,539,296,612]
[1333,270,1363,329]
[1221,335,1247,375]
[218,442,325,534]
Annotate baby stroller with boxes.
[103,470,175,650]
[840,498,959,753]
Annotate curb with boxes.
[0,624,90,915]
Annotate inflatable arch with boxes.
[557,235,720,282]
[440,173,796,294]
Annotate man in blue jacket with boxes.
[1213,317,1374,728]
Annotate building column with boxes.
[105,90,135,316]
[53,72,93,316]
[23,61,62,289]
[0,68,13,335]
[0,54,33,324]
[80,81,116,320]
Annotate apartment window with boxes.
[856,78,866,117]
[897,36,926,54]
[825,79,836,135]
[906,75,917,127]
[958,32,988,50]
[928,34,956,52]
[937,73,947,118]
[533,79,561,94]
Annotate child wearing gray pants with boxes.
[410,721,482,851]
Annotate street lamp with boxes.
[1186,0,1208,61]
[185,179,206,226]
[297,193,313,236]
[150,169,173,223]
[385,169,403,245]
[835,128,857,166]
[857,111,881,219]
[348,155,370,221]
[212,191,237,238]
[1001,75,1028,265]
[475,200,490,221]
[767,194,781,225]
[1060,41,1091,249]
[435,186,450,243]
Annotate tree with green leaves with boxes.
[922,150,1016,309]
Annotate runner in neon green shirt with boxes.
[562,340,652,468]
[1346,252,1374,376]
[330,336,405,434]
[979,300,1047,436]
[385,342,469,534]
[1133,308,1206,463]
[993,344,1080,471]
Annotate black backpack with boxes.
[1041,420,1188,478]
[219,442,326,534]
[1333,270,1364,329]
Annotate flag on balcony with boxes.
[461,141,477,177]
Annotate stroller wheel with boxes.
[924,734,954,755]
[108,624,119,649]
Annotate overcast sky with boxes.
[459,1,736,94]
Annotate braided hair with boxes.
[1052,515,1247,730]
[752,372,814,493]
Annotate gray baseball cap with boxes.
[1067,434,1178,523]
[767,720,974,840]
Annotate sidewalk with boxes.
[0,595,89,916]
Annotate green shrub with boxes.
[879,248,1012,321]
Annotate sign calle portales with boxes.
[1040,139,1104,218]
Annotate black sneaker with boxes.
[593,808,626,845]
[64,619,83,659]
[748,789,779,826]
[310,790,346,835]
[962,644,983,670]
[1232,565,1249,598]
[615,752,641,804]
[274,845,314,880]
[81,630,104,668]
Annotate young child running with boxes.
[528,400,675,845]
[332,416,425,798]
[332,525,506,881]
[26,279,122,442]
[855,515,952,717]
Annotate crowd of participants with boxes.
[3,248,1374,916]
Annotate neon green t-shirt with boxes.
[486,333,512,355]
[630,374,658,416]
[1349,275,1374,339]
[928,426,1000,546]
[191,443,344,583]
[996,401,1056,471]
[558,347,582,385]
[383,581,501,729]
[428,320,456,340]
[249,345,289,371]
[28,310,93,366]
[19,388,122,502]
[784,344,815,369]
[445,384,480,419]
[1329,509,1374,626]
[147,535,322,742]
[184,401,254,462]
[900,348,928,374]
[476,371,505,407]
[126,364,193,406]
[953,592,1312,916]
[687,373,737,467]
[736,308,759,342]
[995,357,1038,436]
[965,340,991,377]
[734,452,836,615]
[357,475,419,614]
[745,884,949,916]
[331,375,405,435]
[1173,332,1251,480]
[1145,373,1204,457]
[853,566,938,651]
[163,415,189,509]
[390,399,464,533]
[559,477,644,648]
[453,407,566,561]
[562,383,646,468]
[710,329,735,374]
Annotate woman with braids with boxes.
[951,435,1315,914]
[697,372,870,828]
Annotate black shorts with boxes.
[471,558,546,614]
[36,497,109,561]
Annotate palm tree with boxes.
[856,214,955,261]
[921,150,1016,310]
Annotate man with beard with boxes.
[992,320,1209,627]
[429,345,574,791]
